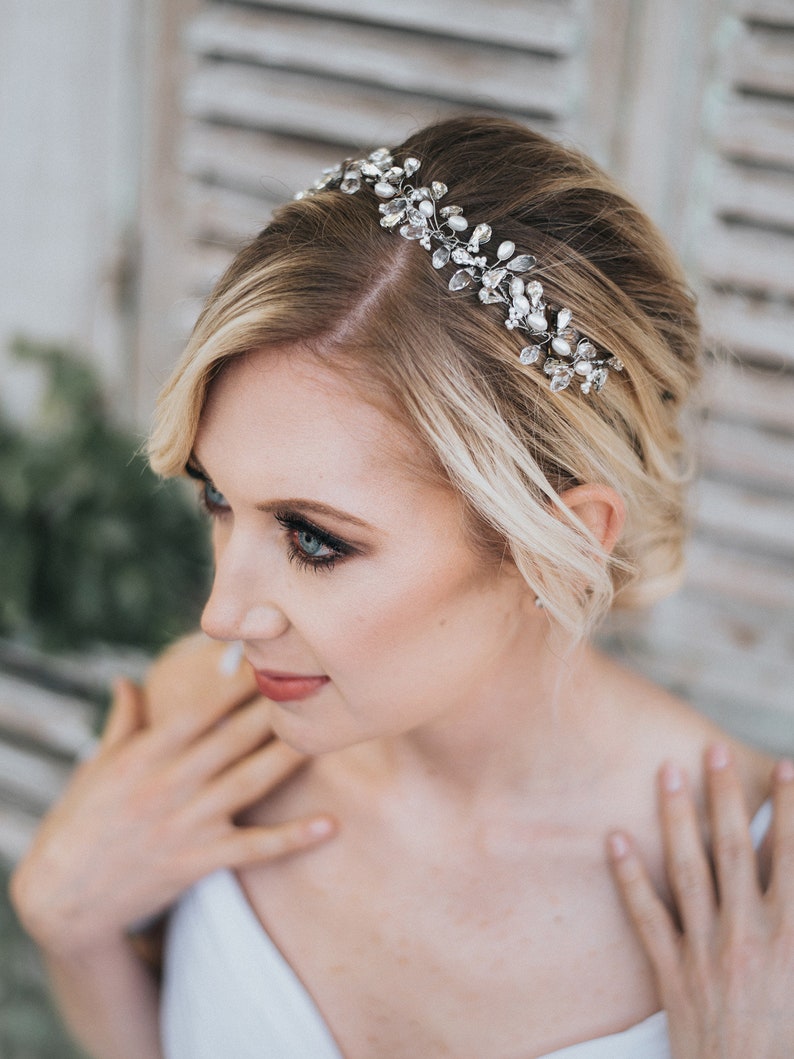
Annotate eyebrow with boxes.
[186,454,374,531]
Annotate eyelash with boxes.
[274,512,352,573]
[186,465,351,572]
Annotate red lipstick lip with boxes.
[253,669,330,703]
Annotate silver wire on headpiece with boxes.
[297,148,624,395]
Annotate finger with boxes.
[98,679,146,751]
[164,699,277,792]
[196,739,310,820]
[658,760,716,938]
[705,742,758,909]
[143,634,258,730]
[608,830,679,978]
[768,759,794,902]
[220,815,337,868]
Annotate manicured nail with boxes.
[307,817,335,838]
[707,742,731,771]
[661,760,683,793]
[608,831,630,859]
[776,759,794,783]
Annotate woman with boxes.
[11,115,794,1058]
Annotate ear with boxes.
[557,483,625,556]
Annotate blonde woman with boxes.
[12,116,794,1058]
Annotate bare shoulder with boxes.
[143,632,259,726]
[602,651,774,815]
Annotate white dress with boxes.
[161,800,773,1059]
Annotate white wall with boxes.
[0,0,143,421]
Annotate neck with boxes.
[346,639,619,813]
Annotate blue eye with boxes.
[295,527,333,559]
[275,513,352,572]
[203,480,229,512]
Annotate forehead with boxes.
[195,347,437,502]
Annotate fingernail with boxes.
[707,742,731,771]
[661,760,683,793]
[307,817,335,838]
[776,759,794,783]
[608,832,630,859]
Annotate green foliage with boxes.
[0,338,211,652]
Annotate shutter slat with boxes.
[699,418,794,491]
[697,222,794,298]
[227,0,579,52]
[732,0,794,29]
[705,359,794,432]
[183,62,551,150]
[186,184,276,244]
[187,8,573,117]
[686,537,794,610]
[695,477,794,558]
[700,290,794,368]
[711,161,794,230]
[182,122,341,196]
[715,95,794,168]
[728,23,794,97]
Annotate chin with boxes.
[267,704,359,758]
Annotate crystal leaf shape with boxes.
[470,223,492,245]
[432,247,451,269]
[519,345,541,364]
[399,223,425,240]
[507,255,537,272]
[431,181,448,199]
[551,370,573,392]
[449,269,473,291]
[452,248,475,265]
[557,308,572,331]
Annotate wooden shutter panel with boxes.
[609,1,794,748]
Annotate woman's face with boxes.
[193,348,535,754]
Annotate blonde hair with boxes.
[149,116,701,638]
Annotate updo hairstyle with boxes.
[149,116,701,638]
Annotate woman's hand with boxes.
[608,744,794,1058]
[10,639,336,960]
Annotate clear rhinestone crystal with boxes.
[591,368,608,391]
[446,215,468,232]
[609,357,624,372]
[340,172,361,195]
[519,346,541,365]
[440,205,463,217]
[379,211,404,229]
[525,280,543,304]
[497,240,515,261]
[432,247,451,269]
[449,269,473,291]
[470,223,492,245]
[551,370,573,393]
[360,161,381,179]
[431,181,448,199]
[556,308,572,331]
[452,248,474,265]
[399,223,425,240]
[478,288,502,304]
[508,255,537,272]
[544,358,562,376]
[576,339,596,359]
[403,156,421,176]
[369,147,392,167]
[406,207,427,226]
[482,267,507,289]
[374,181,397,198]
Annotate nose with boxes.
[200,537,290,644]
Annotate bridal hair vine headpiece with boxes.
[296,147,624,395]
